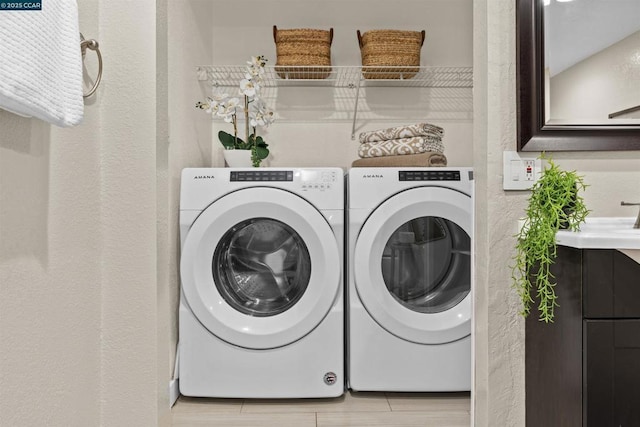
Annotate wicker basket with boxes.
[273,25,333,79]
[357,29,426,79]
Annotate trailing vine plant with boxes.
[512,154,589,323]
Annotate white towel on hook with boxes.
[0,1,84,127]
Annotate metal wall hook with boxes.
[80,33,102,98]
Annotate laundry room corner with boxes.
[166,0,476,417]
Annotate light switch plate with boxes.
[503,151,542,190]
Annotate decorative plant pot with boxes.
[223,149,253,168]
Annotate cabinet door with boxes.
[584,250,640,318]
[584,320,640,427]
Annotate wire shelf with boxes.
[196,65,473,89]
[196,65,473,140]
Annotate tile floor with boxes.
[171,390,471,427]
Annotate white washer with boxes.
[179,167,344,398]
[347,167,473,392]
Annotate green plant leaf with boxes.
[255,146,269,160]
[218,130,244,149]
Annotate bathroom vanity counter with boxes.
[555,217,640,250]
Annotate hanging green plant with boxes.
[512,154,590,323]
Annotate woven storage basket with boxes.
[357,29,426,79]
[273,25,333,79]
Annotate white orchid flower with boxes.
[245,65,262,78]
[226,96,241,108]
[247,56,267,68]
[240,79,258,97]
[245,56,267,86]
[204,93,230,114]
[205,97,225,114]
[253,112,274,127]
[257,109,275,127]
[249,99,275,127]
[195,100,212,113]
[217,97,240,122]
[218,105,235,123]
[263,110,275,126]
[245,72,263,88]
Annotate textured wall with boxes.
[166,0,215,385]
[156,0,172,423]
[0,101,103,426]
[0,0,102,423]
[473,0,527,425]
[97,1,163,425]
[0,0,166,425]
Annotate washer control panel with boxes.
[230,170,293,182]
[398,170,461,181]
[300,169,338,191]
[228,169,339,191]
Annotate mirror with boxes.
[517,0,640,151]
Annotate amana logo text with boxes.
[362,174,383,178]
[193,175,215,180]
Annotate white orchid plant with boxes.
[196,55,276,167]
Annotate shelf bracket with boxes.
[351,79,363,140]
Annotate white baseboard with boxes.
[170,342,180,407]
[169,378,180,407]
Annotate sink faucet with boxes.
[621,202,640,229]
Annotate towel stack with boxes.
[352,123,447,167]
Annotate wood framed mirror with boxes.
[517,0,640,151]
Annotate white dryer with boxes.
[179,168,344,398]
[347,167,473,392]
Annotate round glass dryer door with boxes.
[381,216,470,314]
[180,187,340,350]
[212,218,312,317]
[354,186,472,345]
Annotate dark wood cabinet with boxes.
[526,247,640,427]
[584,320,640,427]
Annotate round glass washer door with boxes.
[212,217,312,318]
[354,186,472,345]
[180,187,340,350]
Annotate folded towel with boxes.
[351,152,448,168]
[358,136,444,158]
[359,123,444,144]
[0,1,84,127]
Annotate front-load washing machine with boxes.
[179,167,344,398]
[347,167,473,392]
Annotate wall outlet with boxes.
[503,151,542,190]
